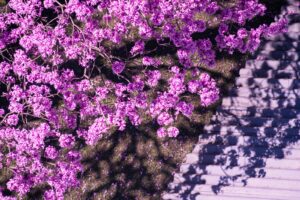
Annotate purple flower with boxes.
[157,112,174,126]
[188,80,200,93]
[44,0,54,9]
[168,74,186,95]
[86,117,108,145]
[157,127,167,138]
[237,28,248,39]
[167,126,179,137]
[206,2,219,15]
[130,40,144,55]
[59,134,75,148]
[67,150,81,161]
[170,66,180,74]
[45,146,58,160]
[176,101,194,117]
[135,92,148,109]
[76,80,91,92]
[218,23,229,35]
[8,102,24,113]
[177,49,191,67]
[6,114,18,126]
[0,109,5,116]
[198,73,220,106]
[95,87,109,100]
[146,70,161,87]
[112,61,125,74]
[142,57,160,67]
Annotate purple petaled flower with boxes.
[197,39,212,51]
[112,61,125,74]
[0,61,11,80]
[7,175,31,196]
[59,134,75,148]
[135,92,148,109]
[0,109,4,116]
[197,20,207,32]
[199,88,219,107]
[157,127,167,138]
[45,146,59,160]
[130,40,144,55]
[142,56,160,67]
[115,83,127,97]
[237,28,248,39]
[177,49,191,67]
[8,102,24,113]
[76,129,88,139]
[264,18,288,37]
[127,78,144,92]
[188,80,200,93]
[76,79,91,92]
[176,101,194,117]
[67,150,81,161]
[146,70,161,87]
[168,74,186,95]
[157,112,174,126]
[167,126,179,137]
[44,189,57,200]
[6,114,18,126]
[95,87,109,100]
[44,0,54,8]
[86,117,108,145]
[198,73,220,106]
[206,2,219,15]
[170,66,180,74]
[218,23,229,35]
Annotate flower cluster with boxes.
[0,0,286,198]
[0,124,81,200]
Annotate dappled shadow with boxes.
[65,120,206,200]
[164,2,300,199]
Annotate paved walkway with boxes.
[163,1,300,200]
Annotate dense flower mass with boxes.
[0,0,287,198]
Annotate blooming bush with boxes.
[0,0,287,198]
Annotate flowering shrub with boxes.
[0,0,287,199]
